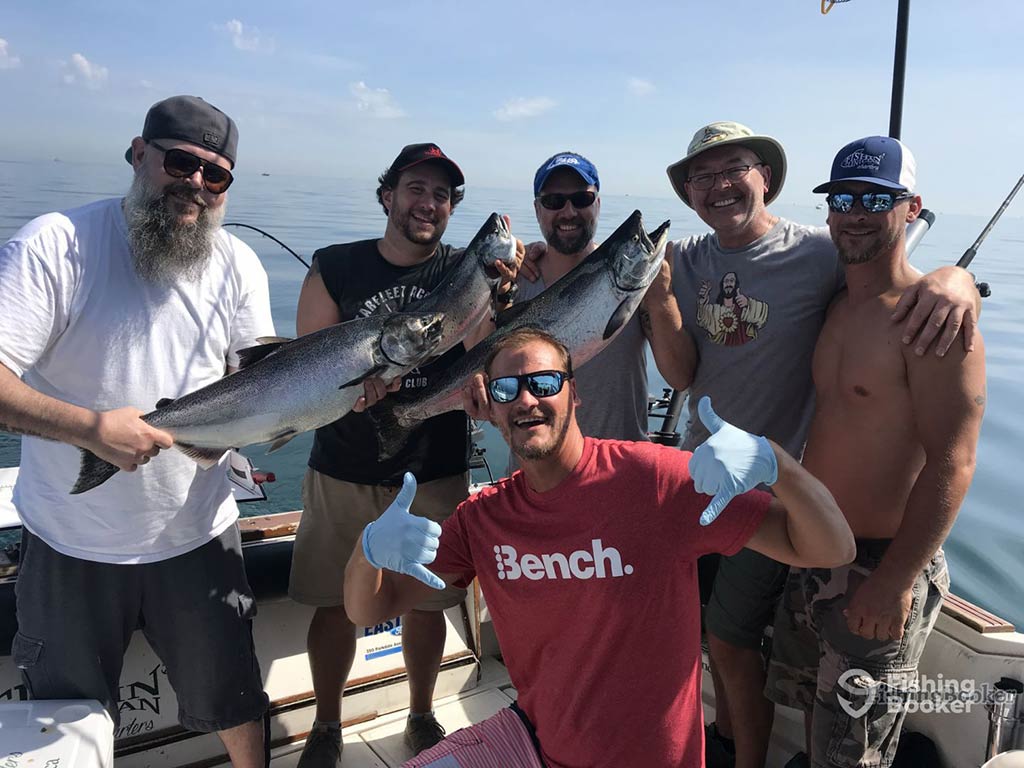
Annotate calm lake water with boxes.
[1,159,1021,627]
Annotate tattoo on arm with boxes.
[974,395,986,407]
[638,306,653,338]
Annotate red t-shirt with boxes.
[431,438,771,768]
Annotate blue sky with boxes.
[1,0,1021,215]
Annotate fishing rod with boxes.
[956,172,1024,272]
[889,0,911,140]
[223,222,310,269]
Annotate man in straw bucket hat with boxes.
[660,121,982,768]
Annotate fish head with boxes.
[608,212,671,292]
[380,311,446,366]
[465,212,517,283]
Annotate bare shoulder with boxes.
[296,255,341,335]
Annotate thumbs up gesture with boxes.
[361,473,446,590]
[690,396,778,526]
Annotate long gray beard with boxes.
[123,173,225,284]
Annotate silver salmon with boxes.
[374,211,669,453]
[71,311,446,494]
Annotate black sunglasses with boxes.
[825,191,913,214]
[148,141,234,194]
[536,191,597,211]
[488,370,573,404]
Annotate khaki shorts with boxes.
[288,468,468,610]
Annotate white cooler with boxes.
[0,700,113,767]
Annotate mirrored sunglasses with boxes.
[537,191,597,211]
[149,141,234,194]
[826,191,913,214]
[488,370,572,404]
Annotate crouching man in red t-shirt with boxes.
[344,327,854,768]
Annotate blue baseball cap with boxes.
[813,136,916,194]
[533,152,600,197]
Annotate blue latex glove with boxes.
[690,396,778,527]
[361,472,446,590]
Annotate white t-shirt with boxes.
[0,198,275,564]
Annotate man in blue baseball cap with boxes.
[763,135,985,768]
[500,152,690,470]
[660,121,985,768]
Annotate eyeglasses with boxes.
[686,164,764,190]
[536,191,597,211]
[148,141,234,194]
[488,370,572,404]
[825,191,914,214]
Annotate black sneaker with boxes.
[404,713,446,755]
[705,722,736,768]
[297,724,342,768]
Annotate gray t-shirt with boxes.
[506,272,649,473]
[671,219,843,459]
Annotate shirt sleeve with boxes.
[430,502,477,589]
[656,447,772,559]
[226,239,275,369]
[0,237,70,377]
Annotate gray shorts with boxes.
[14,525,269,732]
[705,546,789,649]
[288,469,468,610]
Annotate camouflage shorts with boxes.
[765,540,949,768]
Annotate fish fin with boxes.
[603,299,633,340]
[155,397,175,409]
[267,432,298,453]
[256,335,293,345]
[70,449,120,495]
[237,341,288,369]
[175,442,228,470]
[340,364,386,390]
[369,404,408,460]
[494,300,533,328]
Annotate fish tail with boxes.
[70,448,121,494]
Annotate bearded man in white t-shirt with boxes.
[0,95,274,767]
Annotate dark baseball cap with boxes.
[813,135,916,194]
[124,95,239,168]
[390,143,464,187]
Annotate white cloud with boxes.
[61,53,108,89]
[0,39,22,70]
[493,97,556,122]
[350,81,406,119]
[215,19,275,53]
[627,77,655,97]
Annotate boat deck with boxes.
[268,657,517,767]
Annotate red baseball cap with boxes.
[390,143,464,187]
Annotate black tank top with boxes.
[308,238,470,485]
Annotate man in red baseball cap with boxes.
[290,142,520,766]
